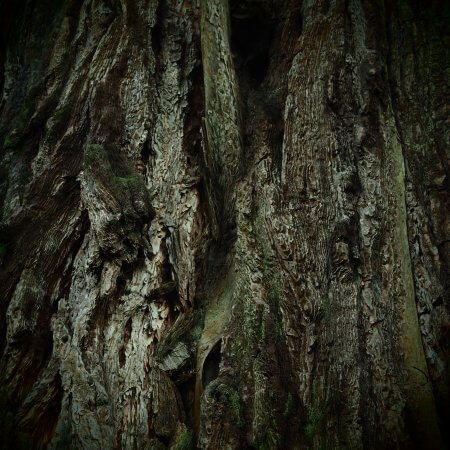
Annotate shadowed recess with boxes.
[202,339,222,389]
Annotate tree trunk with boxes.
[0,0,448,448]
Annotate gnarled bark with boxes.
[0,0,448,449]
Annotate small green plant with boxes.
[275,317,284,340]
[304,407,321,438]
[255,427,281,450]
[267,281,283,304]
[267,429,281,447]
[176,427,195,450]
[227,389,244,427]
[84,145,146,194]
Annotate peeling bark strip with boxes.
[0,1,448,449]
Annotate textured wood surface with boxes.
[0,0,448,448]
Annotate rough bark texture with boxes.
[0,0,448,449]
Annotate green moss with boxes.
[84,143,150,215]
[3,135,18,151]
[304,407,322,438]
[275,317,284,340]
[319,296,330,318]
[112,175,142,192]
[260,319,266,341]
[175,427,195,450]
[84,144,143,194]
[52,104,72,124]
[255,427,281,450]
[227,389,244,427]
[267,282,283,303]
[84,143,107,167]
[18,102,32,128]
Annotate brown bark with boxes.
[0,0,448,449]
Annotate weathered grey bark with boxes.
[0,0,448,449]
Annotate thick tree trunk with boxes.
[0,0,448,449]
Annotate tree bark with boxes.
[0,0,448,449]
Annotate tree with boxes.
[0,0,448,448]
